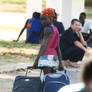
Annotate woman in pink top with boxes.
[33,8,64,75]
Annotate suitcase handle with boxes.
[52,66,67,74]
[27,66,42,69]
[27,66,33,70]
[25,66,42,77]
[26,66,67,74]
[64,67,67,73]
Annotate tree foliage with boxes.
[85,0,92,6]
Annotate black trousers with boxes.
[62,46,85,62]
[82,32,89,41]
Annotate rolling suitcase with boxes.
[43,68,70,92]
[12,66,42,92]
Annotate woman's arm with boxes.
[34,38,48,64]
[56,36,64,71]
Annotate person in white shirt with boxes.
[58,60,92,92]
[79,12,92,41]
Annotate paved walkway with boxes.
[0,62,82,92]
[0,12,91,92]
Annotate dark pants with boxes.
[26,40,40,44]
[82,32,89,41]
[62,46,85,62]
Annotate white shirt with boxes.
[81,19,92,33]
[58,83,85,92]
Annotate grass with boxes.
[0,41,39,65]
[0,55,30,65]
[87,13,92,17]
[0,0,46,5]
[0,40,39,48]
[43,0,46,6]
[0,0,26,4]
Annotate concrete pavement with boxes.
[0,64,81,92]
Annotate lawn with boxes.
[0,0,46,5]
[0,41,40,65]
[87,13,92,17]
[0,0,46,13]
[0,40,38,48]
[0,0,26,4]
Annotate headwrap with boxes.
[41,8,55,20]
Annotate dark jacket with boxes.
[53,20,65,36]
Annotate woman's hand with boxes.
[33,59,38,69]
[58,63,64,71]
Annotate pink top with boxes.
[42,26,58,55]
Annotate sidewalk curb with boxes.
[0,63,33,73]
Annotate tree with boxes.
[85,0,92,6]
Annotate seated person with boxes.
[53,12,65,36]
[60,19,89,68]
[53,12,65,52]
[15,12,42,44]
[79,12,92,41]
